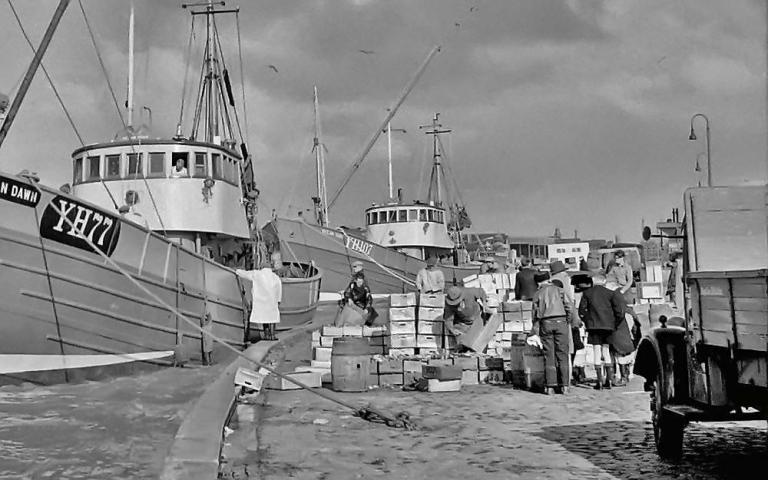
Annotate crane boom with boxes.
[328,45,441,209]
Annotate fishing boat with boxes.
[0,0,320,384]
[266,112,479,295]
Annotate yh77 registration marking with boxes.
[40,196,121,256]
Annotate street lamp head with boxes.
[688,127,697,141]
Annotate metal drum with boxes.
[331,337,371,392]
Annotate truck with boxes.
[633,185,768,459]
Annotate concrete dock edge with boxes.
[160,318,323,480]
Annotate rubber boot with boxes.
[604,365,614,389]
[594,366,604,390]
[578,366,588,383]
[616,364,629,386]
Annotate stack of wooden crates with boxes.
[389,292,446,355]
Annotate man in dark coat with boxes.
[578,273,625,389]
[514,257,539,301]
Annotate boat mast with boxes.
[420,113,450,206]
[126,1,135,128]
[312,86,329,227]
[185,0,239,143]
[0,0,71,150]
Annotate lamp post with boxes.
[383,118,407,200]
[689,113,712,187]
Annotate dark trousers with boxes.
[540,317,569,388]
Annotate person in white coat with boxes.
[235,266,282,340]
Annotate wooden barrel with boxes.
[331,337,371,392]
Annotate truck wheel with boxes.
[650,376,684,459]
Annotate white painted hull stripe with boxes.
[0,351,174,374]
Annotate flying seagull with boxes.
[268,64,279,73]
[358,49,375,55]
[470,6,478,12]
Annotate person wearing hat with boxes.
[549,260,579,382]
[480,256,503,275]
[351,260,365,276]
[529,271,572,395]
[443,285,487,350]
[341,271,379,326]
[416,256,445,294]
[578,273,625,389]
[606,250,634,303]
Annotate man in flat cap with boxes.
[530,271,572,395]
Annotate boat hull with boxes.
[277,262,322,329]
[265,217,478,294]
[0,172,248,384]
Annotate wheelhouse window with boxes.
[437,211,444,224]
[73,157,83,184]
[171,152,189,177]
[212,153,223,180]
[368,212,377,225]
[87,155,100,180]
[194,152,207,177]
[378,211,387,223]
[419,209,427,221]
[398,210,407,222]
[149,152,165,176]
[408,209,417,222]
[128,153,143,176]
[387,210,396,223]
[428,210,436,222]
[106,154,121,179]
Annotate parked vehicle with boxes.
[633,185,768,459]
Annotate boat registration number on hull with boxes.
[345,236,373,257]
[40,196,121,256]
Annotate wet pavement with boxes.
[0,352,234,480]
[221,329,767,480]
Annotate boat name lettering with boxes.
[40,196,121,256]
[346,236,373,256]
[0,175,41,207]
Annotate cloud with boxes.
[682,55,760,94]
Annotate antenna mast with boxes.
[127,1,135,127]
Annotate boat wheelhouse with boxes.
[364,201,454,260]
[71,137,250,254]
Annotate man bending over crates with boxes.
[443,285,487,352]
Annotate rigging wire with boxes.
[7,0,84,146]
[177,13,196,132]
[77,0,125,128]
[235,11,250,147]
[437,134,466,207]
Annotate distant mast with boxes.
[312,86,329,226]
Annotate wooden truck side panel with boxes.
[684,186,768,408]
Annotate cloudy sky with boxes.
[0,0,765,243]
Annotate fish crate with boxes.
[390,334,417,349]
[417,320,443,335]
[416,334,441,349]
[389,320,417,335]
[419,293,445,308]
[418,307,445,321]
[390,292,417,307]
[390,307,417,321]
